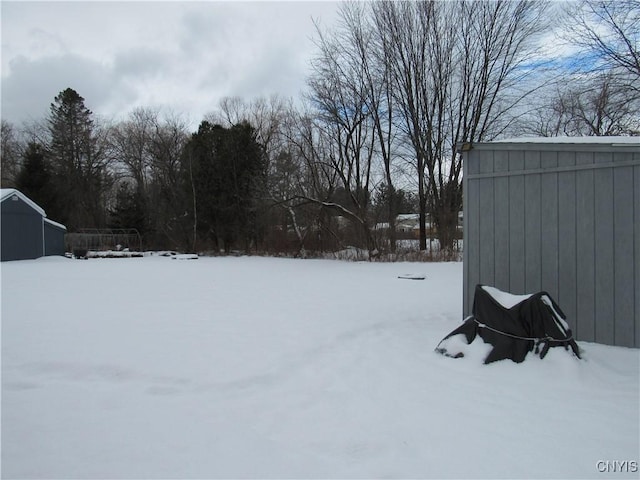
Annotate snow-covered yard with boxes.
[1,256,638,479]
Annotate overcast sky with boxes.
[1,1,341,130]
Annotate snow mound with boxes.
[171,253,199,260]
[435,332,493,362]
[481,285,532,308]
[86,250,144,259]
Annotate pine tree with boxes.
[108,182,147,236]
[185,121,266,252]
[48,88,111,230]
[15,142,58,216]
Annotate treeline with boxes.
[1,0,638,257]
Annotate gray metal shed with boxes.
[1,189,67,261]
[44,218,67,256]
[462,137,639,348]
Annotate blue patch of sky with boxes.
[518,51,603,73]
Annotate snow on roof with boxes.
[44,217,67,231]
[397,213,419,221]
[0,188,46,216]
[493,136,639,145]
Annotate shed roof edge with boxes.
[0,188,46,216]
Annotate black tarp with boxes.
[436,285,581,364]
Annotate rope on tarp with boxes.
[469,316,573,342]
[468,316,575,356]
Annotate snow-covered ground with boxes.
[1,256,638,479]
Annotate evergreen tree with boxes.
[224,122,267,250]
[185,121,266,252]
[15,142,58,215]
[186,121,224,249]
[108,182,147,236]
[48,88,111,230]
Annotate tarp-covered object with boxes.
[436,285,581,364]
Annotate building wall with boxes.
[1,196,44,261]
[44,220,66,256]
[463,141,639,348]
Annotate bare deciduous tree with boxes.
[307,9,381,257]
[372,0,549,253]
[527,1,639,138]
[564,0,640,85]
[535,74,640,136]
[109,107,158,191]
[341,2,400,253]
[146,112,190,249]
[1,120,24,188]
[278,104,343,255]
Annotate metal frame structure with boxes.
[66,228,143,254]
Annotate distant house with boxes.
[374,214,422,235]
[375,213,458,239]
[396,214,421,235]
[1,189,67,261]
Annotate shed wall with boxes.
[1,197,44,261]
[44,221,66,256]
[463,142,639,348]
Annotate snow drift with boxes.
[1,257,638,478]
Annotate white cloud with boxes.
[1,1,340,131]
[1,53,133,124]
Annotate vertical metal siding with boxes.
[493,175,510,290]
[635,165,640,348]
[558,167,578,337]
[594,165,615,344]
[524,150,542,293]
[540,165,559,300]
[1,198,44,261]
[576,163,596,342]
[463,142,639,348]
[613,161,635,346]
[44,221,67,256]
[508,158,526,293]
